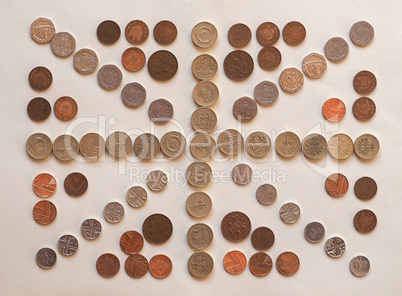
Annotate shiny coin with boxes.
[160,131,186,159]
[328,133,354,160]
[186,162,212,188]
[29,66,52,91]
[354,134,380,160]
[350,255,370,276]
[190,133,216,161]
[122,47,146,72]
[276,252,300,275]
[133,133,160,160]
[79,133,105,160]
[33,173,56,198]
[217,129,243,157]
[30,17,55,43]
[148,50,178,81]
[193,81,219,107]
[350,21,374,47]
[354,177,377,201]
[26,133,52,160]
[275,131,300,158]
[146,170,168,192]
[125,254,149,278]
[256,22,280,46]
[221,211,251,242]
[148,98,174,124]
[121,82,146,108]
[73,48,98,74]
[224,50,254,81]
[322,98,346,122]
[191,107,217,133]
[228,23,251,48]
[142,213,173,244]
[280,202,300,224]
[324,37,349,62]
[36,248,56,269]
[53,135,79,161]
[192,54,217,81]
[187,223,213,250]
[302,133,327,159]
[256,184,277,205]
[352,97,376,121]
[254,81,279,106]
[106,131,132,158]
[125,20,149,45]
[304,221,325,243]
[251,227,275,250]
[54,96,78,121]
[249,252,273,277]
[325,237,346,258]
[245,131,271,158]
[258,46,281,70]
[223,250,246,275]
[97,64,122,90]
[57,234,78,256]
[97,20,120,45]
[33,200,57,225]
[353,70,377,95]
[325,173,349,197]
[120,230,144,254]
[188,251,214,278]
[81,218,102,240]
[191,22,217,48]
[96,253,120,278]
[279,67,304,93]
[27,97,51,122]
[103,202,124,223]
[153,20,177,45]
[186,192,212,218]
[282,21,306,45]
[354,209,377,233]
[149,255,172,279]
[302,53,327,79]
[50,32,76,57]
[232,163,253,185]
[233,96,257,122]
[126,186,147,208]
[64,172,88,197]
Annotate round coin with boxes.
[97,64,122,90]
[125,254,149,278]
[249,252,273,276]
[228,23,251,48]
[256,22,280,46]
[350,21,374,47]
[97,20,120,45]
[279,202,301,224]
[53,135,79,161]
[302,53,327,79]
[223,251,247,275]
[302,133,327,160]
[224,50,254,81]
[133,133,160,160]
[32,173,56,198]
[50,32,75,57]
[192,22,217,48]
[186,192,212,218]
[121,82,146,108]
[81,218,102,240]
[193,81,219,107]
[125,20,149,45]
[251,227,275,250]
[36,248,57,269]
[122,47,146,72]
[79,133,105,160]
[217,129,243,156]
[33,200,57,225]
[146,170,168,192]
[245,131,271,158]
[142,213,173,244]
[325,237,346,258]
[233,97,257,122]
[149,255,172,279]
[328,133,354,160]
[126,186,147,208]
[324,37,349,63]
[187,223,213,250]
[325,173,349,197]
[350,255,370,276]
[221,211,251,242]
[154,20,177,45]
[304,221,325,243]
[148,98,174,124]
[29,66,52,91]
[232,163,253,185]
[27,97,51,122]
[254,81,279,106]
[275,131,301,158]
[96,253,120,278]
[256,184,277,205]
[352,97,376,121]
[190,133,216,161]
[354,209,377,233]
[26,133,52,160]
[354,177,377,201]
[192,54,218,81]
[186,162,212,188]
[64,172,88,197]
[191,107,217,133]
[279,67,304,93]
[322,98,346,122]
[354,134,380,160]
[282,21,306,45]
[73,48,98,74]
[54,96,78,121]
[30,17,55,44]
[353,70,377,95]
[148,50,178,81]
[276,252,300,275]
[160,131,186,159]
[258,46,281,70]
[57,234,78,256]
[103,202,124,223]
[106,131,132,158]
[188,251,214,278]
[120,230,144,254]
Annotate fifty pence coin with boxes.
[50,32,76,57]
[322,98,346,122]
[245,131,271,158]
[73,48,98,74]
[354,134,380,160]
[103,202,124,223]
[149,255,172,279]
[126,186,147,208]
[217,129,243,156]
[353,209,377,233]
[64,172,88,197]
[106,131,132,158]
[328,133,354,160]
[302,133,327,160]
[193,81,219,107]
[256,22,280,46]
[125,254,149,278]
[30,17,55,43]
[146,170,168,192]
[228,23,251,48]
[224,50,254,81]
[192,54,218,81]
[254,81,279,106]
[121,82,146,108]
[191,107,217,133]
[276,252,300,275]
[27,97,51,122]
[249,252,273,277]
[302,53,327,79]
[81,218,102,240]
[53,135,79,161]
[223,250,247,275]
[29,66,52,91]
[279,67,304,93]
[352,97,376,121]
[350,21,374,46]
[148,50,178,81]
[282,21,306,45]
[191,22,217,48]
[275,131,301,158]
[96,253,120,277]
[186,162,212,188]
[354,177,377,201]
[133,133,160,160]
[188,252,214,278]
[54,96,78,121]
[142,214,173,244]
[32,173,56,198]
[97,20,120,45]
[232,163,253,185]
[279,202,301,224]
[33,200,57,225]
[190,133,216,161]
[57,234,78,256]
[148,98,174,124]
[324,37,349,62]
[325,237,346,258]
[153,20,177,45]
[186,192,212,218]
[350,255,370,276]
[304,222,325,243]
[256,184,277,205]
[221,211,251,242]
[325,173,349,197]
[160,131,186,159]
[36,248,56,269]
[120,230,144,254]
[251,227,275,250]
[79,133,105,160]
[187,223,213,250]
[97,65,122,90]
[233,97,257,122]
[26,133,52,160]
[353,70,377,95]
[125,20,149,45]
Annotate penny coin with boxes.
[148,50,178,81]
[126,186,147,208]
[324,37,349,63]
[81,218,102,240]
[280,202,301,224]
[350,255,370,277]
[328,133,354,160]
[190,133,216,161]
[279,67,304,93]
[142,213,173,244]
[120,230,144,254]
[57,234,78,256]
[33,200,57,225]
[256,22,280,46]
[97,20,120,45]
[125,20,149,45]
[352,97,376,121]
[26,133,52,160]
[193,81,219,107]
[325,237,346,258]
[249,252,273,276]
[302,53,327,79]
[254,81,279,106]
[224,50,254,81]
[233,97,257,122]
[79,133,105,160]
[186,192,212,218]
[232,163,253,185]
[106,131,132,158]
[191,107,217,133]
[188,252,214,278]
[146,170,168,192]
[187,223,213,250]
[192,22,217,48]
[54,96,78,121]
[304,221,325,243]
[33,173,56,198]
[275,131,300,158]
[50,32,76,57]
[217,129,243,157]
[221,211,251,242]
[354,209,377,233]
[154,20,177,45]
[53,135,79,161]
[148,98,174,124]
[104,202,124,223]
[30,17,55,44]
[350,21,374,47]
[282,21,306,45]
[223,251,247,275]
[276,252,300,275]
[121,82,146,108]
[122,47,146,72]
[64,172,88,197]
[251,227,275,250]
[192,54,218,81]
[149,255,172,279]
[256,184,277,205]
[354,177,377,201]
[245,131,271,158]
[325,173,349,197]
[97,64,122,90]
[353,70,377,95]
[73,48,98,74]
[96,253,120,278]
[160,131,186,159]
[125,254,149,278]
[354,134,380,160]
[27,97,51,122]
[133,133,160,160]
[322,98,346,122]
[186,162,212,188]
[302,133,327,160]
[29,66,52,91]
[228,23,251,48]
[36,248,57,269]
[258,46,281,71]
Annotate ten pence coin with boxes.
[325,237,346,258]
[81,218,102,240]
[186,162,212,188]
[304,221,325,243]
[153,20,177,45]
[224,50,254,81]
[54,96,78,121]
[96,253,120,277]
[322,98,346,122]
[57,234,78,256]
[276,252,300,275]
[125,20,149,45]
[282,21,306,45]
[186,192,212,218]
[328,133,354,160]
[120,230,144,254]
[275,131,300,158]
[353,71,377,95]
[354,177,377,201]
[353,209,377,233]
[122,47,146,72]
[228,23,251,48]
[256,184,277,205]
[121,82,146,108]
[190,133,216,161]
[133,133,160,160]
[350,255,370,276]
[217,129,243,156]
[325,173,349,197]
[33,200,57,225]
[146,170,168,192]
[302,133,327,160]
[148,50,178,81]
[193,81,219,107]
[279,67,304,93]
[232,163,253,185]
[221,211,251,242]
[142,213,173,244]
[245,131,271,158]
[191,22,217,48]
[233,97,258,122]
[350,21,374,47]
[26,133,52,160]
[187,223,213,250]
[29,66,52,91]
[97,20,120,45]
[192,54,218,81]
[149,255,172,279]
[352,97,376,121]
[36,248,57,269]
[148,99,174,124]
[125,254,149,278]
[191,107,217,133]
[249,252,273,276]
[27,97,51,122]
[106,131,132,158]
[256,22,280,46]
[73,48,98,74]
[279,202,301,224]
[126,186,147,208]
[50,32,76,57]
[354,134,380,160]
[30,17,55,43]
[32,173,56,198]
[64,172,88,197]
[254,81,279,106]
[188,252,214,278]
[160,131,186,159]
[79,133,106,160]
[302,53,327,79]
[97,65,122,90]
[251,227,275,250]
[324,37,349,63]
[258,46,281,70]
[223,251,247,275]
[53,135,79,161]
[103,202,124,223]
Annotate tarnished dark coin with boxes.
[142,213,173,244]
[224,50,254,81]
[33,200,57,225]
[354,209,377,233]
[279,202,300,224]
[282,21,306,45]
[53,135,79,161]
[232,163,253,185]
[97,64,122,90]
[190,133,216,161]
[97,20,120,45]
[29,66,52,91]
[302,53,327,79]
[350,21,374,47]
[256,184,277,205]
[325,237,346,258]
[133,133,160,160]
[221,211,251,242]
[254,81,279,106]
[353,70,377,95]
[352,97,376,121]
[328,133,354,160]
[148,50,178,81]
[122,47,146,72]
[322,98,346,122]
[258,46,281,70]
[186,162,212,188]
[325,173,349,197]
[186,192,212,218]
[148,98,174,124]
[217,129,243,156]
[245,131,271,158]
[73,48,98,74]
[304,221,325,243]
[275,131,300,158]
[249,252,272,276]
[223,250,246,274]
[350,255,370,276]
[27,97,51,122]
[26,133,52,160]
[160,131,186,159]
[50,32,76,58]
[191,22,217,48]
[354,177,377,201]
[96,253,120,277]
[324,37,349,63]
[103,202,124,223]
[193,81,219,107]
[125,254,149,278]
[279,67,304,93]
[251,227,275,250]
[149,255,172,279]
[126,186,147,208]
[154,20,177,45]
[120,230,144,254]
[191,107,217,133]
[146,170,168,192]
[302,133,327,160]
[121,82,146,108]
[64,172,88,197]
[228,23,251,48]
[276,252,300,275]
[32,173,56,198]
[233,97,257,122]
[191,54,218,81]
[36,248,56,269]
[187,223,213,250]
[188,251,214,278]
[54,96,78,121]
[256,22,280,46]
[106,131,132,158]
[30,17,55,44]
[81,218,102,240]
[57,234,78,256]
[354,134,380,160]
[79,133,105,160]
[125,20,149,45]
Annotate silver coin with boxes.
[256,184,277,205]
[26,133,52,160]
[30,17,55,44]
[187,223,213,250]
[304,222,325,243]
[302,133,327,160]
[350,21,374,47]
[97,64,122,90]
[53,135,79,161]
[193,81,219,107]
[106,131,132,158]
[148,99,174,124]
[81,218,102,240]
[146,170,168,192]
[73,48,98,74]
[186,192,212,218]
[324,37,349,63]
[126,186,147,208]
[36,248,57,269]
[57,234,78,256]
[103,202,124,223]
[121,82,146,108]
[325,237,346,258]
[50,32,76,57]
[350,255,370,276]
[254,81,279,106]
[232,163,253,185]
[302,53,327,79]
[279,202,300,224]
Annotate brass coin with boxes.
[188,252,214,278]
[350,255,370,277]
[221,211,251,242]
[304,221,325,243]
[50,32,76,58]
[191,107,217,133]
[352,97,376,121]
[224,50,254,81]
[245,131,271,158]
[325,237,346,258]
[232,163,253,185]
[328,133,354,160]
[279,202,301,224]
[187,223,213,250]
[193,81,219,107]
[96,253,120,278]
[106,131,132,158]
[324,37,349,63]
[53,135,79,161]
[192,54,218,81]
[186,192,212,218]
[228,23,251,48]
[142,213,173,244]
[153,20,177,45]
[191,22,217,48]
[73,48,98,74]
[258,46,281,71]
[103,202,124,223]
[30,17,55,44]
[160,131,186,159]
[148,98,174,124]
[302,133,327,160]
[26,133,52,160]
[353,209,377,233]
[148,50,178,81]
[27,97,51,122]
[275,131,300,158]
[36,248,57,269]
[126,186,147,208]
[354,177,377,201]
[302,53,327,79]
[256,184,277,205]
[279,67,304,93]
[350,21,374,47]
[133,133,160,160]
[190,133,216,161]
[354,134,380,160]
[282,21,306,45]
[217,129,243,156]
[186,162,212,188]
[79,133,105,160]
[256,22,279,46]
[146,170,168,192]
[233,97,257,122]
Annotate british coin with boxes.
[186,192,212,218]
[133,133,160,160]
[81,218,102,240]
[30,17,55,43]
[221,211,251,242]
[29,66,52,91]
[256,22,280,46]
[280,202,300,224]
[322,98,346,122]
[160,131,186,159]
[36,248,57,269]
[324,37,349,62]
[233,97,257,122]
[122,47,146,72]
[154,20,177,45]
[350,21,374,47]
[228,23,251,48]
[64,172,88,197]
[33,200,57,225]
[32,173,56,198]
[97,65,122,90]
[325,173,349,197]
[275,131,300,158]
[57,234,78,256]
[126,186,147,208]
[53,135,79,161]
[258,46,281,70]
[282,21,306,45]
[190,133,216,161]
[103,202,124,223]
[245,131,271,158]
[354,134,380,160]
[353,70,377,95]
[223,250,246,275]
[256,184,277,205]
[191,54,218,81]
[187,223,213,250]
[352,97,376,121]
[279,67,304,93]
[54,96,77,121]
[325,237,346,258]
[251,227,275,250]
[254,81,279,106]
[96,253,120,278]
[50,32,75,57]
[232,163,253,185]
[304,221,325,243]
[328,133,354,160]
[26,133,52,160]
[146,170,168,192]
[186,162,212,188]
[276,252,300,275]
[97,20,120,45]
[79,133,105,160]
[142,213,173,244]
[354,177,377,201]
[125,20,149,45]
[350,255,370,277]
[106,131,132,158]
[217,129,243,157]
[149,255,172,279]
[148,98,174,124]
[27,97,51,121]
[302,133,327,159]
[73,48,98,74]
[302,53,327,79]
[120,230,144,254]
[224,50,254,81]
[121,82,146,108]
[125,254,149,278]
[191,107,217,133]
[249,252,273,277]
[188,251,214,278]
[148,50,178,81]
[191,22,217,48]
[354,209,377,233]
[193,81,219,107]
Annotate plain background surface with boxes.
[1,0,401,295]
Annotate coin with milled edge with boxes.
[256,184,277,205]
[256,22,280,46]
[81,218,102,240]
[217,129,243,156]
[224,50,254,81]
[325,173,349,197]
[154,20,177,45]
[79,133,105,160]
[33,200,57,225]
[221,211,251,242]
[133,133,160,160]
[223,250,246,275]
[96,253,120,277]
[73,48,98,74]
[97,65,122,90]
[245,131,271,158]
[324,37,349,63]
[148,50,178,81]
[283,21,306,45]
[354,134,380,160]
[258,46,281,70]
[354,177,377,201]
[148,99,174,124]
[302,133,327,159]
[126,186,147,208]
[304,222,325,243]
[353,71,377,95]
[249,252,272,276]
[354,209,377,233]
[125,254,149,278]
[30,17,55,44]
[50,32,76,57]
[302,53,327,79]
[279,68,304,93]
[103,202,124,223]
[106,131,132,158]
[350,255,370,276]
[188,251,214,278]
[328,133,354,160]
[254,81,279,106]
[352,97,376,121]
[322,98,346,122]
[53,135,79,161]
[146,170,168,192]
[280,203,300,224]
[160,131,186,159]
[29,67,52,91]
[251,227,275,250]
[276,252,300,275]
[36,248,56,269]
[193,81,219,107]
[187,223,213,250]
[232,163,253,185]
[192,54,217,81]
[186,192,212,218]
[57,234,78,256]
[26,133,52,160]
[120,230,144,254]
[54,96,78,121]
[33,173,56,198]
[97,20,120,45]
[186,162,212,188]
[233,97,257,122]
[142,213,173,244]
[350,21,374,47]
[149,255,172,279]
[228,23,251,48]
[192,22,217,48]
[275,131,300,158]
[121,82,146,108]
[27,97,51,122]
[64,172,88,197]
[122,47,146,72]
[325,237,345,258]
[190,133,216,161]
[191,107,217,133]
[125,20,148,45]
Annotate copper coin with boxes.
[121,82,146,108]
[125,20,149,45]
[282,21,306,45]
[64,172,88,197]
[325,237,346,258]
[148,50,178,81]
[154,20,177,45]
[29,66,52,91]
[354,134,380,160]
[350,255,370,277]
[223,250,247,275]
[302,53,327,79]
[304,221,325,243]
[73,48,98,74]
[256,22,280,46]
[148,99,174,124]
[142,214,173,244]
[276,252,300,276]
[224,50,254,81]
[26,133,52,160]
[188,252,214,278]
[122,47,146,72]
[133,133,160,160]
[96,253,120,278]
[352,97,376,121]
[33,200,57,225]
[350,21,374,47]
[126,186,147,208]
[120,230,144,255]
[36,248,57,269]
[57,234,78,256]
[146,170,168,192]
[97,20,120,45]
[324,37,349,63]
[79,133,106,160]
[50,32,76,58]
[251,227,275,250]
[221,211,251,242]
[149,254,172,279]
[325,173,349,197]
[233,97,257,122]
[81,218,102,240]
[54,96,78,121]
[103,202,124,223]
[27,97,51,121]
[354,177,377,201]
[97,65,122,90]
[249,252,273,276]
[30,17,55,44]
[258,46,281,70]
[217,129,244,157]
[53,135,79,161]
[353,70,377,95]
[228,23,251,48]
[279,202,301,224]
[125,254,149,278]
[33,173,56,198]
[232,163,253,185]
[322,98,346,122]
[354,209,377,233]
[256,184,277,205]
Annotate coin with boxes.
[126,186,147,208]
[125,254,149,278]
[120,230,144,254]
[64,172,88,197]
[325,237,346,258]
[187,223,213,250]
[221,211,251,242]
[125,20,148,45]
[160,131,186,159]
[258,46,281,70]
[352,97,376,121]
[26,133,52,160]
[354,134,380,160]
[97,64,122,90]
[328,133,354,160]
[73,48,98,74]
[228,23,251,48]
[188,252,214,278]
[282,21,306,45]
[33,173,56,198]
[57,234,78,256]
[29,66,52,91]
[251,227,275,250]
[249,252,273,276]
[193,81,219,107]
[79,133,105,160]
[33,200,57,225]
[97,20,120,45]
[354,177,377,201]
[106,131,132,158]
[192,54,218,81]
[121,82,146,108]
[353,70,377,95]
[81,218,102,240]
[280,202,300,224]
[191,22,217,48]
[304,221,325,243]
[223,251,246,275]
[302,133,327,159]
[324,37,349,63]
[154,20,177,45]
[143,213,173,244]
[224,50,254,81]
[302,53,327,79]
[217,129,243,156]
[53,135,79,161]
[275,131,300,158]
[190,133,216,161]
[233,97,257,122]
[148,50,178,81]
[96,253,120,278]
[146,170,168,192]
[186,192,212,218]
[279,67,304,93]
[350,21,374,47]
[276,252,300,275]
[322,98,346,122]
[104,202,124,223]
[232,163,253,185]
[50,32,76,57]
[30,17,55,43]
[186,162,212,188]
[27,97,51,121]
[245,131,271,158]
[191,107,217,133]
[149,255,172,279]
[148,98,174,124]
[256,22,280,46]
[122,47,146,72]
[133,133,160,160]
[354,209,377,233]
[325,173,349,197]
[350,255,370,276]
[256,184,277,205]
[54,96,77,121]
[254,81,279,106]
[36,248,57,269]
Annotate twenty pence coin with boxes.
[279,68,304,93]
[30,18,55,43]
[302,53,327,79]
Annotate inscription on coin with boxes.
[148,50,178,81]
[302,133,327,160]
[96,253,120,277]
[256,22,280,46]
[192,22,217,48]
[121,82,146,108]
[191,107,217,133]
[228,23,251,48]
[142,213,173,244]
[53,135,79,161]
[354,209,377,233]
[36,248,57,269]
[302,53,327,79]
[233,97,257,122]
[148,99,174,124]
[50,32,76,57]
[279,67,304,93]
[29,66,52,91]
[258,46,281,70]
[275,131,300,158]
[352,97,376,121]
[217,129,243,156]
[190,133,216,161]
[325,237,346,258]
[73,48,98,74]
[256,184,277,205]
[188,251,214,278]
[32,173,56,198]
[133,133,160,160]
[193,81,219,107]
[106,131,132,158]
[354,177,377,201]
[149,255,172,279]
[232,163,253,185]
[26,133,52,160]
[224,50,254,81]
[79,133,105,160]
[245,131,271,158]
[249,252,272,276]
[126,186,147,208]
[160,131,186,159]
[304,222,325,243]
[328,133,354,160]
[30,17,55,43]
[33,200,57,225]
[81,218,102,240]
[251,227,275,250]
[354,134,380,160]
[353,70,377,95]
[324,37,349,62]
[221,211,251,242]
[186,192,212,218]
[187,223,213,250]
[97,65,122,90]
[120,230,144,254]
[54,96,78,121]
[282,21,306,45]
[325,173,349,197]
[122,47,146,72]
[350,21,374,47]
[223,250,246,274]
[192,54,218,81]
[276,252,300,275]
[186,162,212,188]
[280,202,300,224]
[350,255,370,276]
[125,20,149,45]
[254,81,279,106]
[146,170,168,192]
[27,97,51,122]
[103,202,124,223]
[57,234,78,256]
